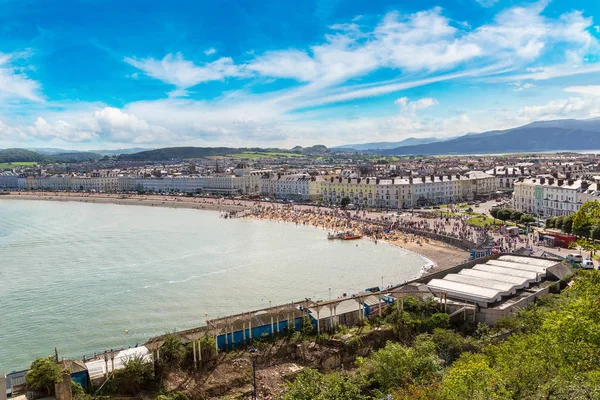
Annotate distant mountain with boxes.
[380,118,600,155]
[333,137,443,151]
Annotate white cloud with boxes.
[0,52,43,102]
[395,97,438,113]
[476,0,500,7]
[564,85,600,96]
[511,82,536,91]
[204,47,217,56]
[124,53,246,94]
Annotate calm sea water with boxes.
[0,199,428,372]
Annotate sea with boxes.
[0,199,429,373]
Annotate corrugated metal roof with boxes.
[427,279,503,304]
[459,269,533,288]
[486,260,547,276]
[473,264,539,280]
[499,255,559,268]
[443,274,517,296]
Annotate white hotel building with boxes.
[512,177,600,217]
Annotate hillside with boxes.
[381,119,600,155]
[118,146,330,161]
[0,149,52,163]
[117,147,244,161]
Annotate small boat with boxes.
[342,234,363,240]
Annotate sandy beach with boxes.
[0,192,469,271]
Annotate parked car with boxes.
[582,259,595,270]
[566,253,584,263]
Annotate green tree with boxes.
[439,353,508,400]
[573,221,592,238]
[591,224,600,240]
[25,357,62,395]
[490,208,500,219]
[555,216,565,230]
[497,209,512,221]
[520,214,536,224]
[573,201,600,236]
[510,210,523,221]
[546,217,556,229]
[562,214,574,234]
[340,196,351,208]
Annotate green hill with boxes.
[0,148,52,163]
[118,146,330,161]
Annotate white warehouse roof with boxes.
[486,260,547,277]
[443,274,517,296]
[472,264,539,281]
[499,255,558,268]
[459,268,534,289]
[427,279,503,304]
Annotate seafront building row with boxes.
[0,168,499,208]
[512,176,600,217]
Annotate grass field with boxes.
[0,161,37,170]
[466,214,513,227]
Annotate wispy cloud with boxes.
[124,53,247,95]
[0,51,43,102]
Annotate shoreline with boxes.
[0,192,469,272]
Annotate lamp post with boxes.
[249,348,258,400]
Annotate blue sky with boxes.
[1,0,599,149]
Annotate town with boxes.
[1,150,599,215]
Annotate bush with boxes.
[283,368,362,400]
[113,355,155,395]
[158,334,186,373]
[431,329,478,366]
[25,357,62,395]
[424,313,450,332]
[157,391,190,400]
[362,337,442,392]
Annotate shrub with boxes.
[25,357,62,395]
[158,334,186,373]
[113,355,155,395]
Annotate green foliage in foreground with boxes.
[25,357,63,395]
[284,271,600,399]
